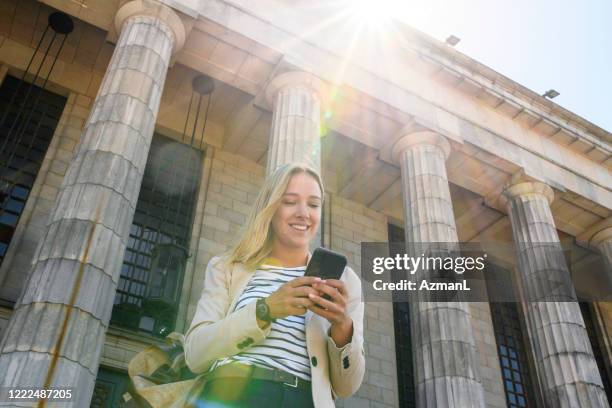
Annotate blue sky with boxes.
[391,0,612,132]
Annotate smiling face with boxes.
[270,172,322,253]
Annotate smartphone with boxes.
[305,248,347,301]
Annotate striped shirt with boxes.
[210,264,312,381]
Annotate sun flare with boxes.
[349,0,402,28]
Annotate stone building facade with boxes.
[0,0,610,407]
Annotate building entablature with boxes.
[36,1,611,193]
[181,1,611,207]
[39,1,611,158]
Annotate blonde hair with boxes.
[224,163,324,270]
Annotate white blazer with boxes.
[184,256,365,407]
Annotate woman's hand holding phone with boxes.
[265,276,323,319]
[308,279,350,325]
[263,276,353,347]
[308,279,353,347]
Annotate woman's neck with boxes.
[268,246,309,268]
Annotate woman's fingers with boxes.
[285,298,313,316]
[320,279,347,296]
[292,285,320,298]
[269,277,348,319]
[308,303,335,320]
[289,276,323,288]
[306,280,349,324]
[308,292,343,314]
[307,298,344,323]
[293,297,314,309]
[313,282,345,305]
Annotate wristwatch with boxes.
[256,298,275,323]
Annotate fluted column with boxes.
[590,225,612,275]
[0,1,184,406]
[502,181,609,407]
[265,71,326,175]
[391,131,485,408]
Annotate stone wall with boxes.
[327,195,397,408]
[182,148,265,328]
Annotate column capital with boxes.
[264,71,328,108]
[391,130,451,164]
[590,223,612,248]
[501,181,554,207]
[115,0,186,53]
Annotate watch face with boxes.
[256,299,267,318]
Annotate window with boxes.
[0,75,66,265]
[579,302,612,403]
[91,368,129,408]
[388,223,416,408]
[110,134,202,337]
[487,265,537,408]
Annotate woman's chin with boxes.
[291,240,311,249]
[283,237,312,250]
[274,232,316,251]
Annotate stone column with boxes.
[590,225,612,275]
[502,181,609,407]
[264,71,326,175]
[0,1,184,406]
[391,131,486,407]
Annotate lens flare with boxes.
[349,0,401,28]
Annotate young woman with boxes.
[184,163,365,407]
